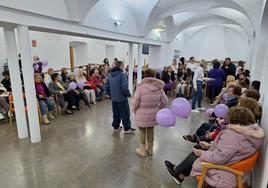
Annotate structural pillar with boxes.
[128,43,134,94]
[3,27,28,139]
[137,43,143,84]
[17,25,41,143]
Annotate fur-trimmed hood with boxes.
[140,77,164,92]
[227,123,264,148]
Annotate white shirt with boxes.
[171,64,178,74]
[193,66,211,89]
[186,62,198,72]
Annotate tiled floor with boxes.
[0,99,207,188]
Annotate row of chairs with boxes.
[8,94,85,126]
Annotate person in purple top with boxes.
[207,60,225,104]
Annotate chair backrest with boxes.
[229,151,260,172]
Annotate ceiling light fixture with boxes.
[114,21,122,26]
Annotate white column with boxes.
[3,27,28,139]
[17,25,41,143]
[128,43,133,94]
[137,43,143,84]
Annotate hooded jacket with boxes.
[106,67,131,102]
[191,123,264,188]
[132,77,168,127]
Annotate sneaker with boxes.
[124,128,136,134]
[164,160,184,185]
[197,107,206,111]
[191,109,200,113]
[182,135,196,143]
[113,126,123,133]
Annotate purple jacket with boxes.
[207,68,225,87]
[191,124,264,188]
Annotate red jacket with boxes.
[90,75,103,87]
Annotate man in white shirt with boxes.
[186,57,198,73]
[191,62,213,113]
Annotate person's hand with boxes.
[74,90,79,94]
[105,95,110,99]
[217,118,225,125]
[192,148,203,157]
[199,141,210,149]
[210,78,216,81]
[205,131,213,139]
[39,95,46,99]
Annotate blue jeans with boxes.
[38,98,55,115]
[192,81,203,109]
[112,100,131,131]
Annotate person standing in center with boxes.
[192,62,213,113]
[106,61,136,134]
[132,69,168,157]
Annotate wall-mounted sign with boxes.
[32,40,37,47]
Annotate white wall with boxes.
[0,29,133,72]
[73,44,88,67]
[170,26,248,61]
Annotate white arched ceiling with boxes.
[83,0,140,36]
[65,0,99,22]
[0,0,264,42]
[167,13,250,41]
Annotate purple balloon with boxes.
[41,60,48,66]
[69,82,77,90]
[222,93,229,100]
[205,108,214,118]
[156,108,176,127]
[214,104,229,118]
[77,81,85,89]
[171,97,191,118]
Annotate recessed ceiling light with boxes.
[114,21,122,26]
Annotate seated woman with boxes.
[165,107,264,187]
[34,73,55,124]
[48,73,73,114]
[162,66,175,94]
[183,85,242,143]
[65,73,85,110]
[176,68,192,98]
[76,68,97,105]
[61,67,68,82]
[211,75,235,106]
[238,96,262,122]
[90,69,105,101]
[0,83,10,119]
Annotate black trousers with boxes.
[112,100,131,131]
[174,144,202,177]
[195,123,217,137]
[207,85,222,101]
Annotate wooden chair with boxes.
[8,95,44,126]
[197,151,260,188]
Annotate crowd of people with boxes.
[0,55,265,187]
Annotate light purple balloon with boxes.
[171,97,191,118]
[156,108,176,127]
[205,108,214,118]
[69,82,77,90]
[77,81,85,89]
[222,93,229,100]
[41,60,48,66]
[214,104,229,118]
